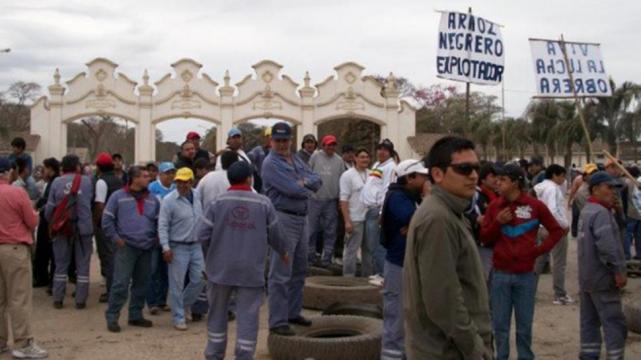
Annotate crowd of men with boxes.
[0,126,636,359]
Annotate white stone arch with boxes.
[31,58,417,164]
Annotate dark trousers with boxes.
[33,214,54,287]
[579,290,627,359]
[146,247,168,307]
[106,244,152,323]
[95,226,114,292]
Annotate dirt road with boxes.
[3,237,640,359]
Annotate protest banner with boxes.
[436,10,504,86]
[529,38,611,97]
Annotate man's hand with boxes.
[476,215,485,225]
[345,220,353,234]
[496,207,513,224]
[400,226,409,236]
[615,272,627,288]
[162,249,173,264]
[281,252,290,265]
[115,238,125,249]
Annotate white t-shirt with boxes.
[359,158,397,208]
[339,167,369,222]
[95,179,108,203]
[197,170,230,209]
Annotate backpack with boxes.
[49,174,81,237]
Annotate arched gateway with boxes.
[31,58,417,163]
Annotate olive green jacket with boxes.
[403,185,493,359]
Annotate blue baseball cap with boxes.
[158,162,176,174]
[588,171,622,188]
[228,127,242,138]
[272,122,292,140]
[0,156,11,172]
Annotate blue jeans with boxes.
[168,242,205,325]
[105,244,152,323]
[146,247,168,307]
[491,271,537,360]
[381,261,404,360]
[363,207,385,277]
[624,218,641,260]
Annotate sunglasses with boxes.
[449,162,481,176]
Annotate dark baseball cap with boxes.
[530,155,544,166]
[376,138,395,152]
[227,161,253,185]
[588,171,623,188]
[272,122,292,140]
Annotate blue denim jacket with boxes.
[158,189,202,251]
[261,151,321,215]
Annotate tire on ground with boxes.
[307,266,334,277]
[623,299,641,334]
[268,315,382,360]
[321,302,383,319]
[303,276,381,310]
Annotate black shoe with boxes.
[53,301,63,309]
[227,311,236,322]
[46,287,52,296]
[107,322,121,333]
[288,316,312,327]
[75,303,86,309]
[99,293,109,303]
[128,318,153,328]
[191,313,203,322]
[269,325,295,336]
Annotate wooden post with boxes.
[465,7,472,124]
[559,34,593,162]
[603,149,640,186]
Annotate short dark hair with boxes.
[61,154,80,173]
[220,151,239,170]
[112,153,123,161]
[479,161,497,182]
[194,158,209,170]
[127,165,146,186]
[354,147,370,157]
[627,166,641,178]
[181,141,194,150]
[146,162,158,171]
[544,164,566,179]
[11,137,26,150]
[97,163,115,173]
[423,136,476,178]
[43,157,60,176]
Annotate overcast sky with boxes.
[1,0,639,143]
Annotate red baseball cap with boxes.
[186,131,201,140]
[322,135,337,146]
[95,152,113,166]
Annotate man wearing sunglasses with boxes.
[480,164,564,360]
[403,136,493,359]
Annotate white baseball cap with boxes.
[395,159,428,178]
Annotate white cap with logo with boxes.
[395,159,428,178]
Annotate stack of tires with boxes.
[268,276,384,360]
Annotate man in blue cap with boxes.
[199,161,289,359]
[215,127,252,171]
[262,122,322,336]
[578,171,627,360]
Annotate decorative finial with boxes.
[224,70,230,86]
[54,68,60,85]
[143,69,149,85]
[304,71,311,87]
[386,72,397,90]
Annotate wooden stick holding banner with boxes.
[465,6,472,123]
[558,34,594,162]
[602,149,641,187]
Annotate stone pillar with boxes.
[382,73,403,157]
[137,70,154,163]
[218,70,235,151]
[48,69,66,160]
[298,71,316,146]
